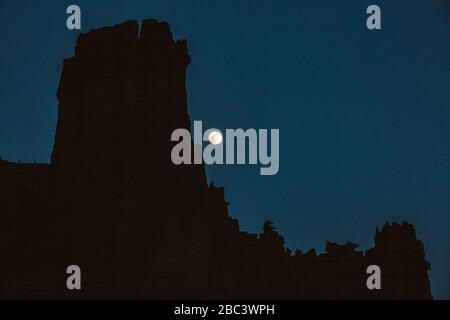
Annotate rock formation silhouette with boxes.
[0,19,432,299]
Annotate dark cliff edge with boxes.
[0,19,432,299]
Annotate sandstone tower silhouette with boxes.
[0,19,432,299]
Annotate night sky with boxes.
[1,0,449,299]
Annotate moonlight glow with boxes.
[208,131,223,145]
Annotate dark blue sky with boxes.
[1,0,449,298]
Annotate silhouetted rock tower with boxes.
[51,19,210,297]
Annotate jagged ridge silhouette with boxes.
[0,19,432,299]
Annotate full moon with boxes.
[208,131,223,145]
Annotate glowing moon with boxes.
[208,131,223,145]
